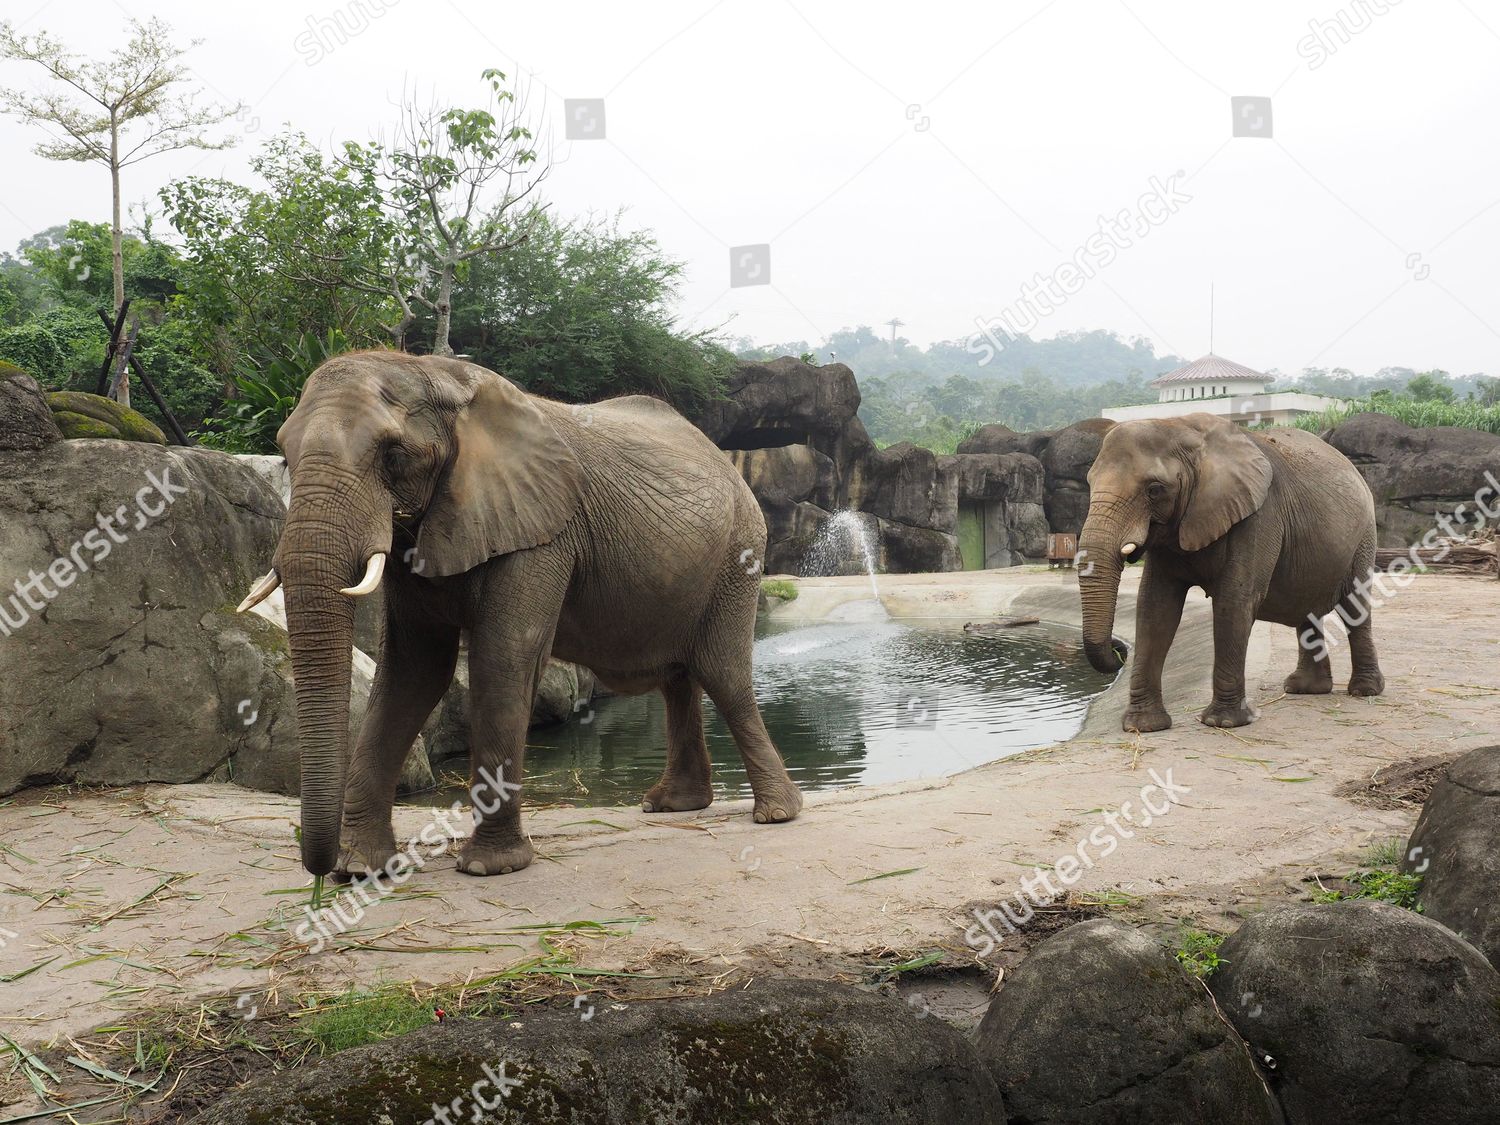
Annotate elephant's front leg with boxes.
[1201,595,1260,728]
[339,613,461,880]
[1122,563,1187,733]
[458,569,566,876]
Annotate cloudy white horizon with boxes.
[1,0,1495,377]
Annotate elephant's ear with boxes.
[1178,419,1273,552]
[416,365,583,577]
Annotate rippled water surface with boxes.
[434,607,1112,807]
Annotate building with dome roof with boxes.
[1101,353,1344,426]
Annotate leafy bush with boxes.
[761,578,798,602]
[0,322,68,383]
[197,329,350,453]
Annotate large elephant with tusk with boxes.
[239,351,802,879]
[1077,414,1385,732]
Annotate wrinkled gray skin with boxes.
[266,352,802,878]
[1078,414,1384,731]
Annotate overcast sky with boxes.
[2,0,1496,377]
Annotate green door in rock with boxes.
[958,502,985,570]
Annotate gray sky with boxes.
[2,0,1496,376]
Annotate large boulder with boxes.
[1324,412,1500,547]
[1210,901,1500,1125]
[192,979,1005,1125]
[694,356,865,467]
[1404,745,1500,965]
[975,919,1279,1124]
[0,440,431,798]
[849,442,956,533]
[957,423,1054,459]
[47,390,166,443]
[1039,418,1114,535]
[0,365,61,450]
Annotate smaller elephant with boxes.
[1077,414,1384,731]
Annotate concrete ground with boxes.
[1,567,1494,1114]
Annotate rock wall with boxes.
[958,418,1115,537]
[1323,412,1500,547]
[696,357,1050,573]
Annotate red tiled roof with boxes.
[1151,354,1270,387]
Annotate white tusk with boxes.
[340,553,386,597]
[1121,543,1138,556]
[236,569,281,613]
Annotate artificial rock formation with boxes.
[193,979,1006,1125]
[1210,901,1500,1125]
[0,366,61,451]
[958,417,1115,537]
[975,918,1279,1125]
[1323,412,1500,547]
[0,436,433,798]
[1404,745,1500,966]
[696,357,1049,573]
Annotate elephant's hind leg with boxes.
[642,673,715,813]
[1343,546,1385,697]
[1284,618,1334,694]
[701,670,803,823]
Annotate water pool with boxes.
[429,606,1113,807]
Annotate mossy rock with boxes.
[46,391,165,444]
[52,411,120,439]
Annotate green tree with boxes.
[445,211,730,408]
[0,15,239,405]
[162,133,402,367]
[365,68,547,354]
[1406,371,1455,403]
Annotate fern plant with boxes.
[197,329,353,453]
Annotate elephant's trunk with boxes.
[1077,494,1147,675]
[284,555,356,876]
[276,466,389,876]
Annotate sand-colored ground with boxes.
[1,567,1495,1115]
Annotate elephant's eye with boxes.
[382,444,407,478]
[1147,481,1168,500]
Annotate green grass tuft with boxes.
[760,578,798,602]
[1362,838,1405,867]
[1314,868,1423,910]
[1173,928,1225,978]
[296,988,436,1054]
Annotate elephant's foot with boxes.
[1199,699,1260,728]
[642,776,714,813]
[1283,666,1334,694]
[334,822,398,883]
[1348,670,1385,697]
[1121,705,1172,733]
[457,835,534,877]
[751,778,804,824]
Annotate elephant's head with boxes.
[237,352,582,875]
[1078,413,1272,674]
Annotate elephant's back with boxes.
[1257,427,1374,517]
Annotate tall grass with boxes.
[1288,399,1500,435]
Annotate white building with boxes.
[1101,354,1343,427]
